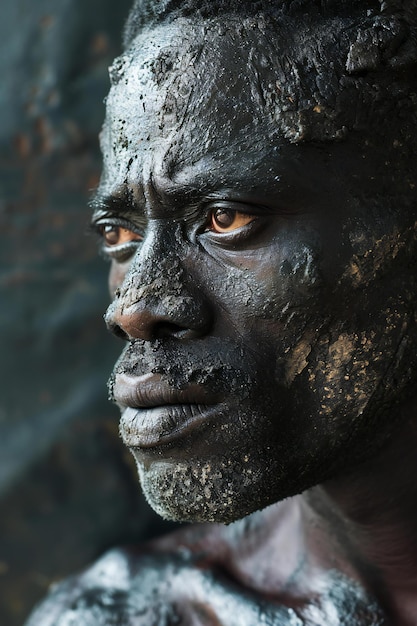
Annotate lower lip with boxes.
[119,403,219,449]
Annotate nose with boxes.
[104,237,213,342]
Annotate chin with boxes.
[134,455,301,524]
[138,459,258,524]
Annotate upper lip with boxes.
[113,372,217,408]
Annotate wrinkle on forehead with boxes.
[99,13,417,226]
[102,14,417,197]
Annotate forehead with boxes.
[101,16,356,184]
[101,19,280,189]
[98,17,415,211]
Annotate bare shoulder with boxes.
[24,523,225,624]
[25,533,387,626]
[26,512,386,626]
[24,544,295,626]
[24,548,135,626]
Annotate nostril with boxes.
[113,324,129,340]
[105,316,129,341]
[103,284,213,342]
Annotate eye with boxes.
[100,225,143,247]
[92,220,144,262]
[208,208,256,234]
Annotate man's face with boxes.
[93,19,417,523]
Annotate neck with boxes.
[302,410,417,624]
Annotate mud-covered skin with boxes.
[26,3,417,625]
[25,504,387,625]
[93,14,417,524]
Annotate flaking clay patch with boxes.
[328,333,355,367]
[342,220,417,288]
[111,337,253,395]
[138,459,254,523]
[109,52,132,86]
[308,331,380,418]
[285,331,315,385]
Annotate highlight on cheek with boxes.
[209,208,256,233]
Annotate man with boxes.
[27,0,417,623]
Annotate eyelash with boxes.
[91,218,144,262]
[92,203,263,262]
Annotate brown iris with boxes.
[102,225,142,246]
[210,208,255,233]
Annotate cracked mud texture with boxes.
[0,2,175,625]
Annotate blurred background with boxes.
[0,1,174,624]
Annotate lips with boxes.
[114,372,220,448]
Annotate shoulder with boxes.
[24,549,134,626]
[25,538,387,626]
[24,542,296,626]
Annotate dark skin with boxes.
[27,15,417,626]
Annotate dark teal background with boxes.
[0,2,173,623]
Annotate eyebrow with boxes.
[88,179,206,222]
[89,187,137,215]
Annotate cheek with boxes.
[208,237,412,426]
[261,244,321,315]
[207,242,321,321]
[108,260,130,298]
[211,243,323,359]
[306,332,382,420]
[289,295,414,438]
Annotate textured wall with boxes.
[0,2,173,624]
